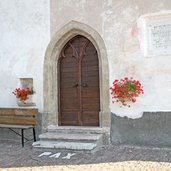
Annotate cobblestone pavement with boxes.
[0,139,171,171]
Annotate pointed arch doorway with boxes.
[58,35,100,126]
[43,21,110,129]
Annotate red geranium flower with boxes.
[110,77,144,107]
[12,87,33,105]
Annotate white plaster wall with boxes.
[0,0,50,111]
[51,0,171,118]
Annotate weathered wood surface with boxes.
[0,108,38,125]
[58,35,100,126]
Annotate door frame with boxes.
[43,21,110,129]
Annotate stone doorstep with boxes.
[33,141,97,151]
[39,132,102,142]
[47,125,110,134]
[33,126,110,151]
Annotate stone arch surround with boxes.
[43,21,110,128]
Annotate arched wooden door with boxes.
[58,35,100,126]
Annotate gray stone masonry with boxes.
[111,112,171,147]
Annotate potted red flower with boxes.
[110,77,144,107]
[13,87,34,106]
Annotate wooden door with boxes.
[58,35,100,126]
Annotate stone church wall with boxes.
[0,0,50,112]
[50,0,171,118]
[1,1,171,146]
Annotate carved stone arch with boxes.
[43,21,110,128]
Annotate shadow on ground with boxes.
[0,139,171,168]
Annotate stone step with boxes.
[33,126,110,151]
[47,125,110,134]
[33,141,97,151]
[39,132,102,143]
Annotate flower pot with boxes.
[17,95,35,107]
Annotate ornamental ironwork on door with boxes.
[58,35,100,126]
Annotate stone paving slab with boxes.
[0,139,171,171]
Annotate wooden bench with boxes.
[0,108,38,147]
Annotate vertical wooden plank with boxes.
[58,37,79,126]
[81,40,100,126]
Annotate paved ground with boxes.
[0,139,171,171]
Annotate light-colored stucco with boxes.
[0,0,50,112]
[50,0,171,118]
[1,0,171,120]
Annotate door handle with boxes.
[73,83,79,87]
[82,83,88,87]
[73,83,88,87]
